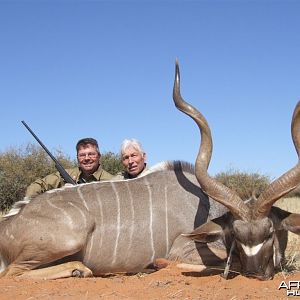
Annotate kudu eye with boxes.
[267,226,274,238]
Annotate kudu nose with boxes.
[243,271,273,281]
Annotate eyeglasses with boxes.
[77,152,98,159]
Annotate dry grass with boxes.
[275,197,300,272]
[275,196,300,213]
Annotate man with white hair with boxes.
[114,138,148,179]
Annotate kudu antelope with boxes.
[0,62,299,281]
[171,61,300,280]
[0,159,226,278]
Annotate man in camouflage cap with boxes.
[25,138,113,197]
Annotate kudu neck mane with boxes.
[147,160,195,175]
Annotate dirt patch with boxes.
[0,263,298,300]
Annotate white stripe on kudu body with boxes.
[68,201,88,229]
[111,182,121,266]
[145,178,155,263]
[47,199,73,226]
[77,185,89,211]
[241,243,263,256]
[84,183,104,264]
[94,184,104,249]
[124,181,135,266]
[164,186,169,256]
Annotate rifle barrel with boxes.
[21,120,77,185]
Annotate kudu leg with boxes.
[167,235,229,273]
[0,222,95,279]
[2,261,93,280]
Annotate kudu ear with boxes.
[281,213,300,234]
[182,215,228,243]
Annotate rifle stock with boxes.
[22,120,78,185]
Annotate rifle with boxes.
[21,120,85,185]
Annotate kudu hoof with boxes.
[72,268,92,278]
[72,269,83,277]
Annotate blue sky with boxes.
[1,0,300,180]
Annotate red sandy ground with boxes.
[0,262,298,300]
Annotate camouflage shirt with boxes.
[25,165,113,198]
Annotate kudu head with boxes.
[173,60,300,280]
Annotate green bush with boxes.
[0,144,74,211]
[214,168,271,200]
[101,151,124,175]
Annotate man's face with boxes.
[122,146,146,177]
[77,144,100,175]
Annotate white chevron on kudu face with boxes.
[241,243,263,257]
